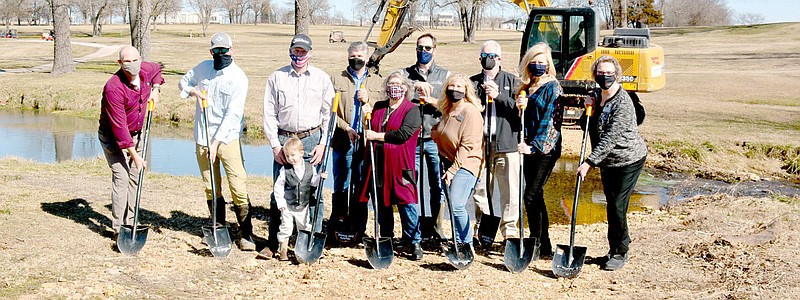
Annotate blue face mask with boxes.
[528,63,547,77]
[417,50,433,65]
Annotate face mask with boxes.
[416,50,433,65]
[445,90,465,101]
[387,85,405,99]
[594,74,616,90]
[480,56,496,70]
[528,63,547,77]
[212,53,233,70]
[122,61,141,76]
[290,52,312,69]
[348,57,365,71]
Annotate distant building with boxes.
[414,12,456,27]
[155,11,228,24]
[500,18,527,31]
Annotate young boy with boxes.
[271,137,326,260]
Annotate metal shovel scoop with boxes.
[503,102,539,272]
[363,112,394,269]
[117,99,154,256]
[552,106,593,278]
[440,169,474,270]
[295,92,341,264]
[199,92,232,258]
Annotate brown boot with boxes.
[278,240,289,261]
[256,247,273,260]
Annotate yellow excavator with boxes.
[364,0,665,123]
[514,0,665,123]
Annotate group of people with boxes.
[99,30,646,271]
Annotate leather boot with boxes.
[234,202,256,251]
[411,242,423,261]
[278,240,289,261]
[215,197,226,225]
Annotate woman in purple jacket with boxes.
[363,71,424,260]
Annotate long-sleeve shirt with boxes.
[330,68,383,150]
[470,69,522,153]
[274,162,321,210]
[525,80,562,154]
[178,60,248,146]
[586,88,647,168]
[263,65,334,148]
[99,61,164,149]
[433,102,484,177]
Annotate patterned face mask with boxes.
[387,85,405,99]
[289,52,312,68]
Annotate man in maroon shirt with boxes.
[98,46,164,239]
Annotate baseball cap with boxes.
[210,32,232,49]
[290,34,312,51]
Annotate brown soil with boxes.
[1,158,799,299]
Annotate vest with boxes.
[283,162,315,207]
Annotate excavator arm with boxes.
[365,0,417,75]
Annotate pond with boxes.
[0,109,669,225]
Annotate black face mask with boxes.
[348,57,365,71]
[594,74,616,90]
[480,56,496,70]
[446,90,465,101]
[213,53,233,70]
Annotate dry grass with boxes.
[1,22,799,180]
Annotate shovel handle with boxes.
[147,99,154,112]
[585,105,593,117]
[201,90,208,109]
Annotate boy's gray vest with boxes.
[284,162,315,207]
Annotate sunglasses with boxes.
[480,53,499,59]
[211,47,231,55]
[416,45,434,52]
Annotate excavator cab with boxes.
[521,7,598,94]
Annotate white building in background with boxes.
[154,11,228,24]
[414,12,457,27]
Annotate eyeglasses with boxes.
[211,47,231,55]
[480,53,499,59]
[595,71,615,76]
[416,45,434,52]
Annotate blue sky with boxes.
[328,0,800,24]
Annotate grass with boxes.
[742,142,800,175]
[1,22,799,181]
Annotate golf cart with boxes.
[329,30,346,43]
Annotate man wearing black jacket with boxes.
[469,40,522,241]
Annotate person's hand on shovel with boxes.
[207,139,220,164]
[576,162,591,181]
[127,147,146,171]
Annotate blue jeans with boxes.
[269,130,324,249]
[442,159,478,244]
[416,139,444,239]
[379,203,421,245]
[330,143,365,233]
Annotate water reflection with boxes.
[0,109,278,177]
[0,109,661,224]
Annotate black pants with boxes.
[522,150,560,251]
[600,156,646,256]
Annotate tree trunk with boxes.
[50,0,74,75]
[612,0,627,28]
[128,0,152,60]
[91,0,108,37]
[295,0,309,35]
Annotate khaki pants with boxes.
[278,204,311,242]
[472,150,521,239]
[99,130,143,232]
[195,139,248,206]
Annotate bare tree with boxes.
[735,12,765,25]
[308,0,329,25]
[221,0,247,23]
[295,0,309,34]
[453,0,487,43]
[610,0,627,27]
[249,0,269,24]
[662,0,731,27]
[48,0,74,75]
[354,0,378,27]
[129,0,152,59]
[191,0,219,36]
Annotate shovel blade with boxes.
[477,214,501,250]
[552,244,587,278]
[502,237,539,273]
[295,230,327,265]
[444,242,474,270]
[202,225,232,258]
[363,237,394,269]
[117,225,150,256]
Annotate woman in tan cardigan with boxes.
[431,74,484,248]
